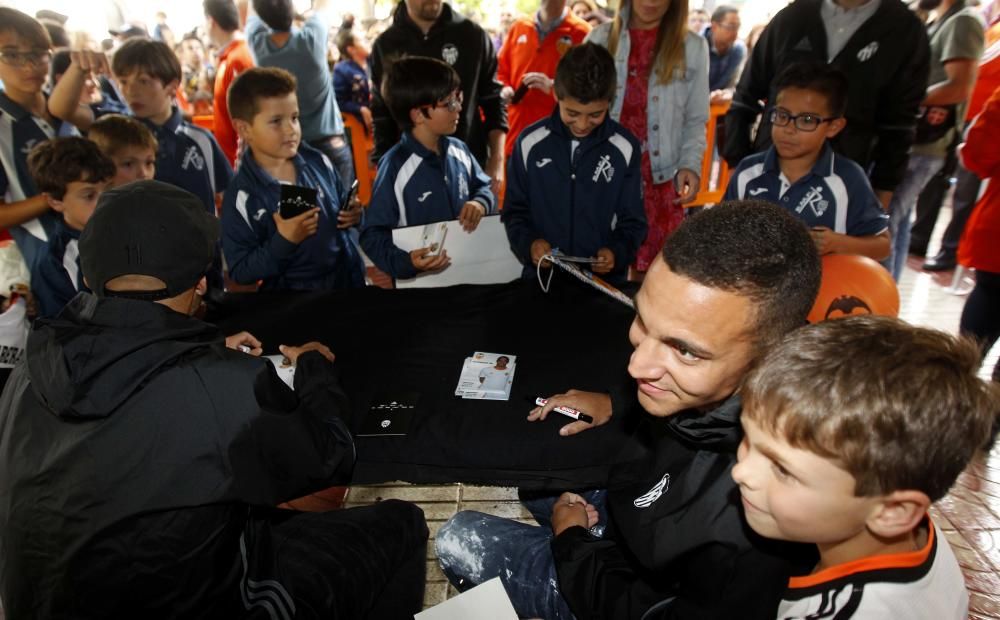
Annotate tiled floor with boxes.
[347,241,1000,615]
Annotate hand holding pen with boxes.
[527,389,613,436]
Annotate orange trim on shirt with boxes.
[787,517,936,589]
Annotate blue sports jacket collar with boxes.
[546,105,614,154]
[238,146,312,189]
[0,92,30,120]
[763,141,836,180]
[400,131,451,161]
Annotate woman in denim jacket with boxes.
[586,0,709,273]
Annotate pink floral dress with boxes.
[618,27,683,272]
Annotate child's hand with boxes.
[70,50,111,76]
[810,226,836,255]
[593,247,615,274]
[410,248,451,272]
[530,239,552,267]
[274,207,320,244]
[458,201,486,232]
[337,200,362,229]
[551,492,599,536]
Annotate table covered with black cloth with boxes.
[215,278,649,490]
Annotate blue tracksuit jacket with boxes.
[360,132,495,279]
[221,144,365,290]
[502,108,647,281]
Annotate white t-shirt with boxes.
[478,366,511,392]
[778,518,967,619]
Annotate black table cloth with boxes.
[216,278,649,490]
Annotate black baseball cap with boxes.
[80,180,219,300]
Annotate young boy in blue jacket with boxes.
[502,42,647,283]
[222,67,365,290]
[723,63,889,262]
[360,57,495,280]
[26,137,115,317]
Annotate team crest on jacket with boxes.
[182,146,205,171]
[556,35,573,56]
[442,44,459,65]
[796,186,829,218]
[634,473,670,508]
[593,154,614,183]
[857,41,879,62]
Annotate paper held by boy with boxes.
[415,577,517,620]
[391,215,522,288]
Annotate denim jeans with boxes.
[435,489,607,620]
[886,153,946,280]
[308,135,356,196]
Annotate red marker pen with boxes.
[534,397,595,424]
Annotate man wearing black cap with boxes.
[0,180,428,618]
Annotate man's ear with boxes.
[866,490,930,539]
[45,193,65,213]
[825,117,847,140]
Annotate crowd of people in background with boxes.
[0,0,999,617]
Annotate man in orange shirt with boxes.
[498,0,590,158]
[205,0,255,166]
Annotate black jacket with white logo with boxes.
[722,0,930,193]
[551,395,813,619]
[0,294,355,618]
[369,1,508,166]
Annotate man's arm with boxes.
[368,40,399,163]
[477,29,509,190]
[723,21,775,166]
[229,349,356,504]
[0,194,50,230]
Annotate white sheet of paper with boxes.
[414,577,518,620]
[264,354,296,390]
[391,215,522,288]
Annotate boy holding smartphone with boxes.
[221,67,366,290]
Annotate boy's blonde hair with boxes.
[743,315,998,501]
[88,114,159,158]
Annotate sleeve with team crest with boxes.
[222,185,297,284]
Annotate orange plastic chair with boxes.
[192,115,215,132]
[342,113,376,206]
[689,101,732,207]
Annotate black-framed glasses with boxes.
[435,91,463,113]
[770,107,838,132]
[0,49,52,68]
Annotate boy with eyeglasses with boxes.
[0,8,82,273]
[724,62,890,261]
[360,56,495,280]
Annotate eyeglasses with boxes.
[435,92,463,113]
[714,21,741,31]
[0,49,52,68]
[770,107,838,132]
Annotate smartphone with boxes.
[342,179,361,210]
[511,82,530,104]
[279,184,318,218]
